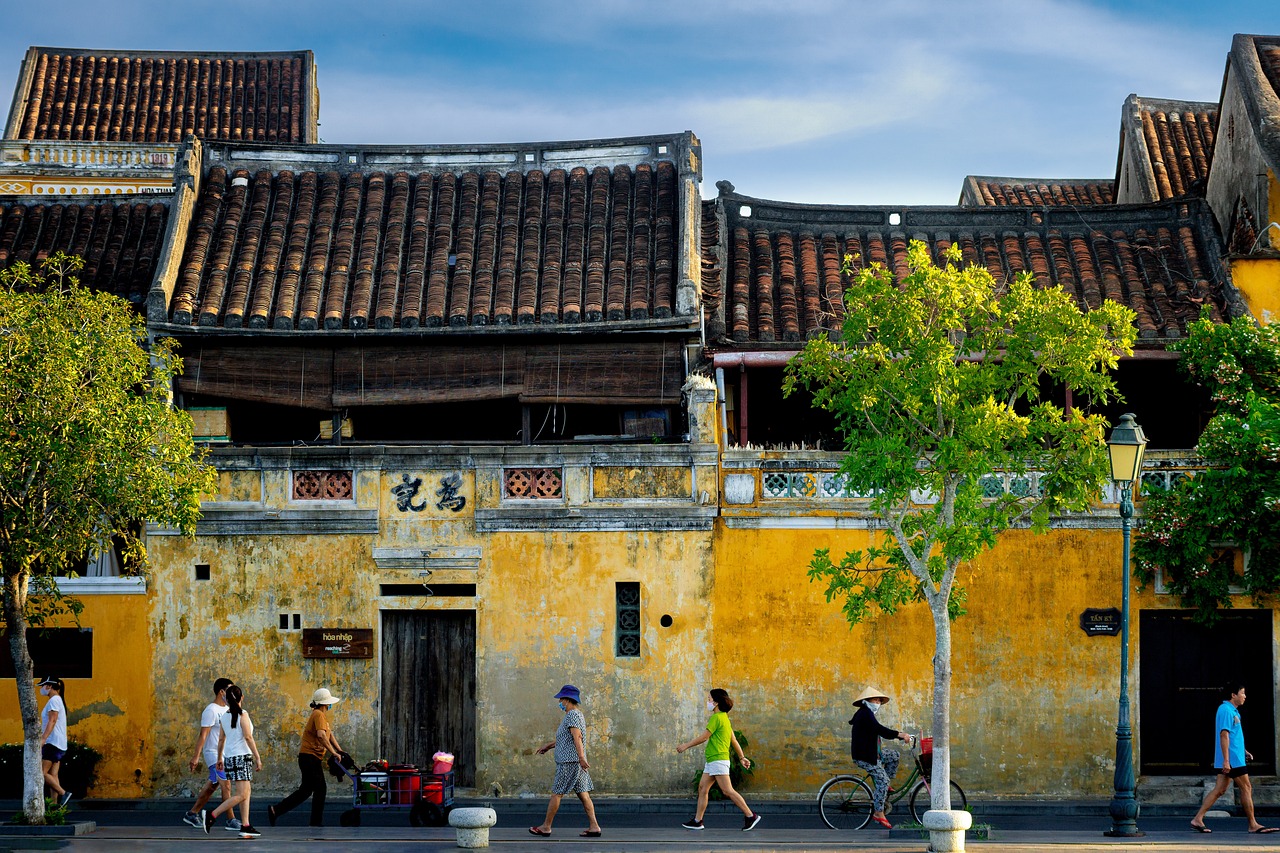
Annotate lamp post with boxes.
[1105,412,1147,838]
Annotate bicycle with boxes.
[818,735,967,829]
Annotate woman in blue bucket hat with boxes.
[529,684,602,838]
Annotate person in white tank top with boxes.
[206,685,263,838]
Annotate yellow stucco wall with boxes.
[138,451,723,797]
[711,521,1272,796]
[10,428,1268,800]
[1232,257,1280,322]
[1230,169,1280,321]
[0,595,155,797]
[480,530,713,795]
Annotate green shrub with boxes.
[691,729,756,800]
[0,741,102,799]
[10,796,68,825]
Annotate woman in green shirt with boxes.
[675,688,760,831]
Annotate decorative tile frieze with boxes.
[292,470,354,500]
[503,467,564,500]
[761,471,873,500]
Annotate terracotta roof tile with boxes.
[169,141,691,332]
[706,192,1241,346]
[0,195,169,304]
[961,176,1115,207]
[1115,95,1217,203]
[6,48,317,144]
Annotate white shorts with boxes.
[703,760,731,777]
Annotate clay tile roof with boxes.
[4,47,318,144]
[960,176,1115,207]
[705,191,1243,347]
[1115,95,1218,204]
[166,135,700,332]
[0,195,170,305]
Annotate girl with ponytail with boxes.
[207,685,263,838]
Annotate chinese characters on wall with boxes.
[392,473,467,514]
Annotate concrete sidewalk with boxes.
[12,824,1280,851]
[4,797,1278,852]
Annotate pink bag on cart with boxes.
[432,751,455,775]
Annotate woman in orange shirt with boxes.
[267,688,346,827]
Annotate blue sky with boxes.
[0,1,1275,204]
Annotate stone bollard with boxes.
[448,807,497,849]
[923,809,972,853]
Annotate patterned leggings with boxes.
[855,751,900,812]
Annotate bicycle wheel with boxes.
[818,775,873,829]
[909,780,967,823]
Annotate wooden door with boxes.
[381,610,477,785]
[1139,609,1274,775]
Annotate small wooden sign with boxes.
[302,628,374,659]
[1079,608,1122,636]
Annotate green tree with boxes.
[0,255,215,823]
[1133,315,1280,621]
[785,242,1136,812]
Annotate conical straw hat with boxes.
[852,685,891,706]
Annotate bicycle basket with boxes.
[916,737,934,775]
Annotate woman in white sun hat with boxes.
[267,688,346,828]
[849,686,912,829]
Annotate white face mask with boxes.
[40,687,49,697]
[707,700,716,712]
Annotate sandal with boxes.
[872,815,892,829]
[1190,822,1211,833]
[580,830,602,837]
[529,826,552,836]
[1251,827,1279,834]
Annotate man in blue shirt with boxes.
[1190,683,1277,833]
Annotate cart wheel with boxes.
[414,801,444,827]
[439,805,453,827]
[340,808,361,827]
[409,803,426,828]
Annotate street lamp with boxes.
[1105,412,1147,838]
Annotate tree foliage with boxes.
[1132,315,1280,621]
[785,241,1136,809]
[0,254,215,822]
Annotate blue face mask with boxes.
[557,701,566,711]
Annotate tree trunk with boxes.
[930,600,953,811]
[2,571,44,823]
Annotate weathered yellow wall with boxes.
[1231,169,1280,322]
[1232,257,1280,323]
[145,531,383,796]
[143,451,721,797]
[711,522,1242,797]
[480,530,713,795]
[0,596,155,796]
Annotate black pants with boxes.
[274,753,327,826]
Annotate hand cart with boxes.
[333,758,456,827]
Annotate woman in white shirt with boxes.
[206,685,263,838]
[38,676,71,807]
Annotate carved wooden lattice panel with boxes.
[503,468,564,499]
[293,470,354,500]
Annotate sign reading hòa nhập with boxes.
[301,628,374,658]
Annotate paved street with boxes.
[4,799,1280,852]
